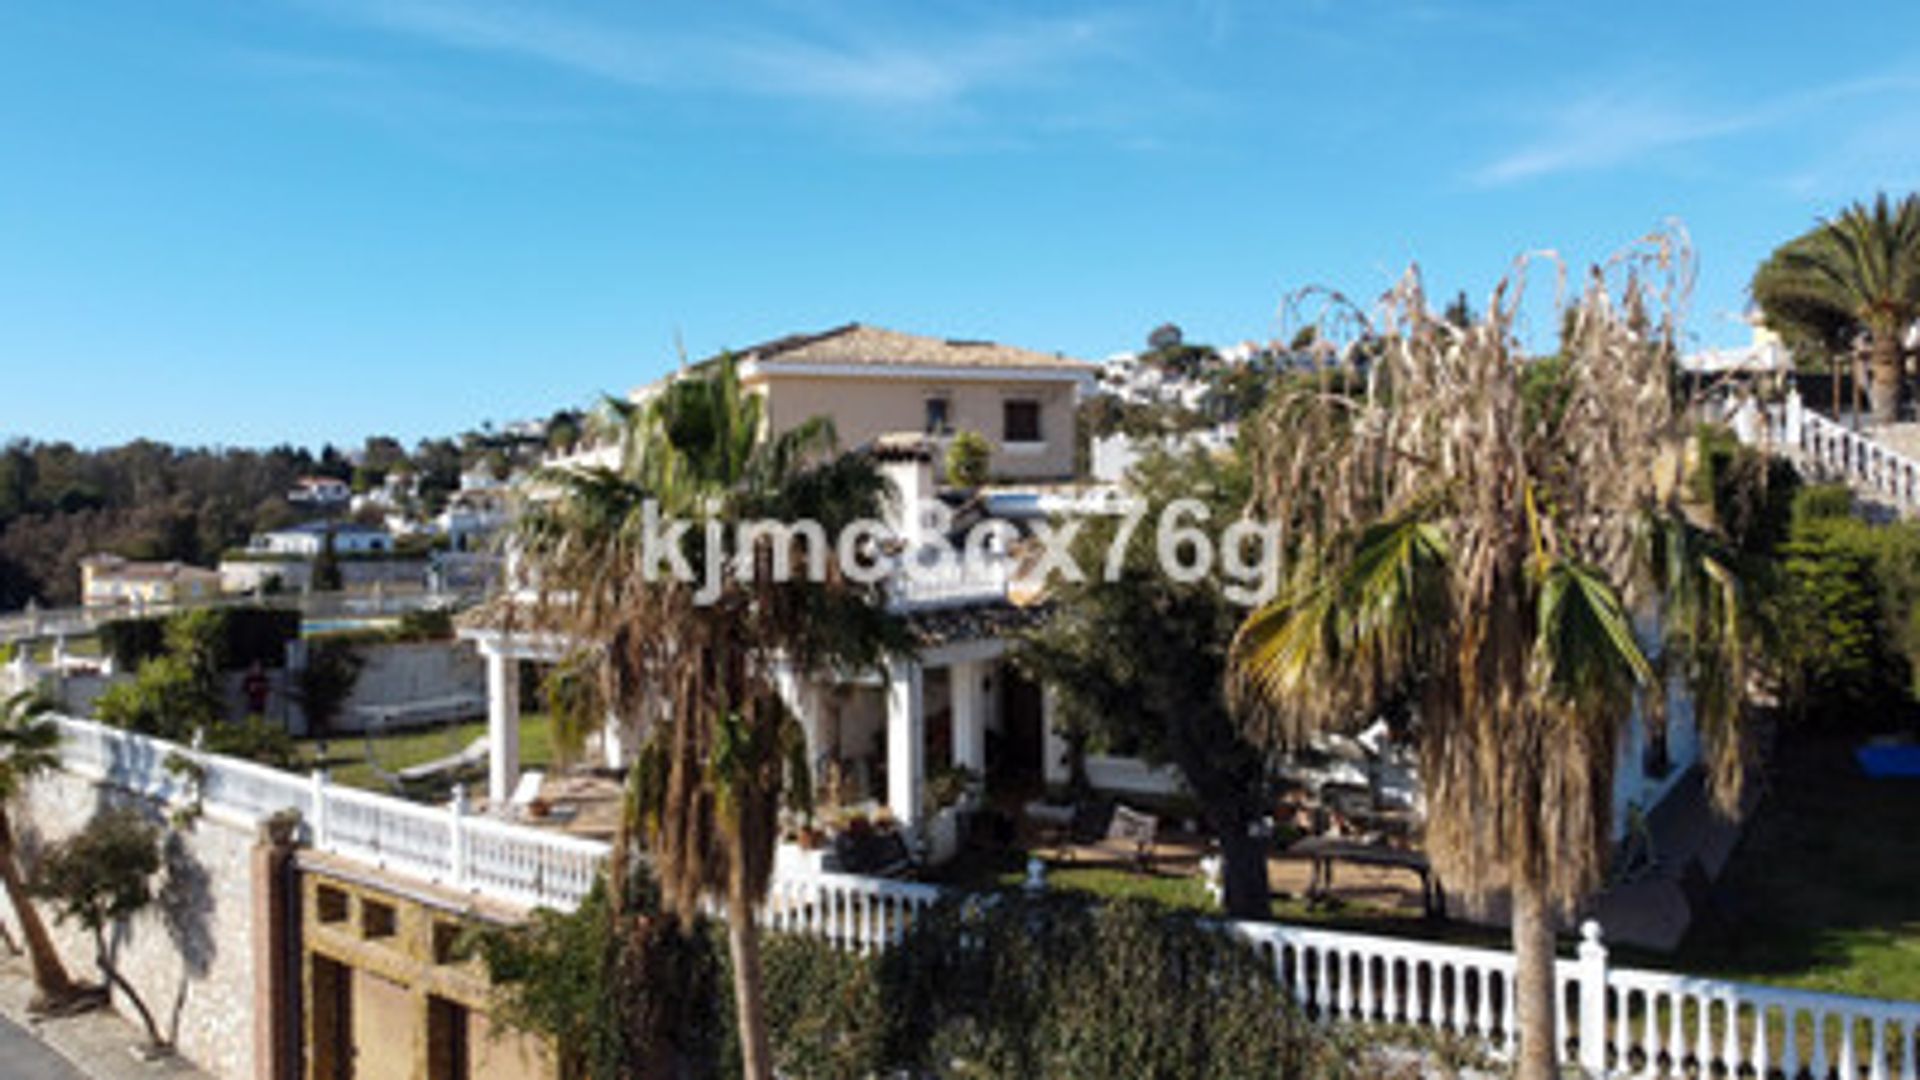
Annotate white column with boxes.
[1041,683,1070,788]
[1785,387,1805,448]
[1576,921,1609,1077]
[950,660,985,776]
[601,711,627,770]
[485,646,521,806]
[886,657,925,828]
[772,662,822,767]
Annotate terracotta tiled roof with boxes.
[906,599,1052,648]
[738,323,1095,374]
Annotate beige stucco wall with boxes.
[752,373,1080,480]
[2,770,261,1080]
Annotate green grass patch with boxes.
[925,846,1509,949]
[296,711,557,799]
[1656,735,1920,1003]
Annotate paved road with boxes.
[0,1013,85,1079]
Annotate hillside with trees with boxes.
[0,414,576,610]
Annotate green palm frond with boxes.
[1233,510,1450,714]
[0,691,62,802]
[1534,556,1652,708]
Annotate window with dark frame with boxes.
[925,395,951,434]
[1002,398,1042,443]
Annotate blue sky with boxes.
[5,2,1919,450]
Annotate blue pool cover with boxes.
[1856,745,1920,779]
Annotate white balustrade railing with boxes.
[1760,391,1920,514]
[46,715,1920,1076]
[51,714,605,912]
[760,868,943,954]
[1236,918,1920,1078]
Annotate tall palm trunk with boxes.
[0,807,79,1007]
[1510,874,1560,1080]
[1869,329,1903,424]
[726,873,772,1080]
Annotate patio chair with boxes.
[831,828,918,879]
[1091,805,1158,873]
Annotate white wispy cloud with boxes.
[296,0,1128,111]
[1471,70,1920,187]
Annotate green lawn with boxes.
[1656,734,1920,1002]
[925,846,1507,949]
[297,712,558,799]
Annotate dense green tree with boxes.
[1018,448,1274,918]
[32,809,168,1050]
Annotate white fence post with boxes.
[1785,388,1805,449]
[309,769,329,849]
[448,784,469,890]
[1578,920,1610,1077]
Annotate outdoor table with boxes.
[1287,835,1446,919]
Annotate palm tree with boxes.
[513,357,902,1079]
[1232,243,1752,1080]
[0,691,84,1011]
[1752,192,1920,425]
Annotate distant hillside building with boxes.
[249,521,393,557]
[221,522,424,593]
[288,476,351,506]
[79,554,223,607]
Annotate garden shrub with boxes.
[482,883,1323,1080]
[882,893,1311,1080]
[203,714,296,768]
[1792,482,1855,524]
[478,874,727,1080]
[945,430,993,490]
[99,606,299,673]
[222,607,301,668]
[1692,424,1799,558]
[391,607,454,642]
[99,616,166,671]
[1773,517,1912,722]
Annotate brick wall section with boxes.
[1,769,262,1080]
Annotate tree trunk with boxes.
[0,808,80,1008]
[1869,332,1902,425]
[93,929,167,1051]
[726,886,772,1080]
[1216,825,1272,919]
[1163,714,1272,920]
[1510,875,1560,1080]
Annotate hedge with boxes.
[482,883,1326,1080]
[99,607,302,672]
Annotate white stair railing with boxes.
[1761,391,1920,514]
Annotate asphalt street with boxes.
[0,1014,83,1079]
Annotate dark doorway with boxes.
[309,955,353,1080]
[427,996,471,1080]
[994,669,1044,794]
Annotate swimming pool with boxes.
[302,617,399,636]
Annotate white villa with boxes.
[462,439,1091,849]
[248,520,394,557]
[456,320,1714,940]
